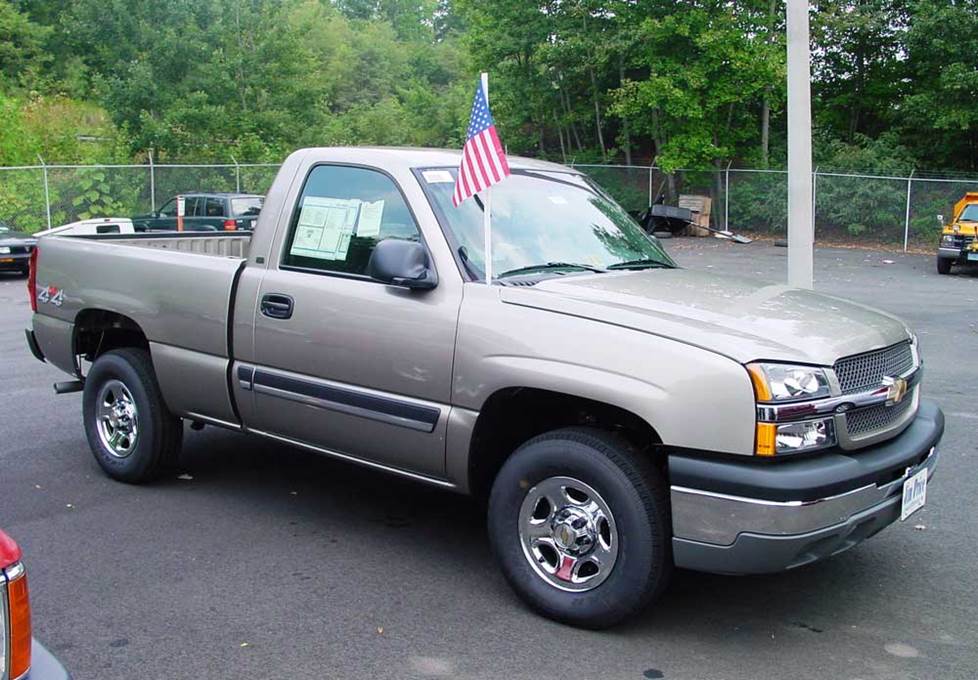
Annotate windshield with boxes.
[419,168,674,280]
[958,204,978,222]
[231,196,263,217]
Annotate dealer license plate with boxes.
[900,468,927,521]
[967,252,978,261]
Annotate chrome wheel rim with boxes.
[518,476,618,592]
[95,380,139,458]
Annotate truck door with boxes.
[242,164,461,479]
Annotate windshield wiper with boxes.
[607,259,674,270]
[497,262,608,278]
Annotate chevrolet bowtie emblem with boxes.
[883,376,909,405]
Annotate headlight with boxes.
[756,418,836,456]
[0,246,9,254]
[748,362,836,456]
[941,234,957,246]
[747,362,831,402]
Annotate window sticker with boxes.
[422,170,454,184]
[290,196,360,260]
[547,195,568,205]
[356,200,385,239]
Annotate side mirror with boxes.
[937,214,944,225]
[367,239,437,290]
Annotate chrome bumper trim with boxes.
[756,365,921,423]
[670,445,938,546]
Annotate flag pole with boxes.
[481,71,493,285]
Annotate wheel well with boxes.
[74,309,149,364]
[467,387,662,501]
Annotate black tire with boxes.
[487,427,671,629]
[82,348,182,483]
[936,256,952,275]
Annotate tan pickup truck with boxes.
[26,147,943,628]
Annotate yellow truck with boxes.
[937,192,978,274]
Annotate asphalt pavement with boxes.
[2,239,976,680]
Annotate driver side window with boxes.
[281,165,421,277]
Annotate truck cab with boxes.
[936,191,978,274]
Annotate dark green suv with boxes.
[133,193,263,232]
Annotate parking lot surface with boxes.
[2,239,976,680]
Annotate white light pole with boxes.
[786,0,814,289]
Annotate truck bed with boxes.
[73,231,251,259]
[33,230,250,367]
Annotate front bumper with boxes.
[669,399,944,575]
[938,246,978,263]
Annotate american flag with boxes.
[452,78,510,207]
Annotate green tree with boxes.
[898,0,978,170]
[0,1,50,85]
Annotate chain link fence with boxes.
[572,164,978,250]
[0,161,279,232]
[1,159,975,249]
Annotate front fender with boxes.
[454,287,757,456]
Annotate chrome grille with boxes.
[834,341,914,395]
[845,392,915,437]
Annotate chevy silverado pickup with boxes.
[26,147,943,628]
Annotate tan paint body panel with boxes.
[150,342,238,424]
[30,146,917,490]
[32,235,244,417]
[509,269,910,366]
[454,284,759,455]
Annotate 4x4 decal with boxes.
[36,285,64,307]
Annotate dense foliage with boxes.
[1,0,976,239]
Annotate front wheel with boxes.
[487,427,671,629]
[937,256,953,275]
[82,348,183,483]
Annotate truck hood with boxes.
[499,269,910,366]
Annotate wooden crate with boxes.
[678,195,712,236]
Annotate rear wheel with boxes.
[487,427,671,629]
[937,256,953,275]
[83,348,182,483]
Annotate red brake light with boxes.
[223,219,236,231]
[0,530,22,570]
[27,247,39,312]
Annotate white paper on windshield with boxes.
[548,196,568,205]
[290,196,360,260]
[422,170,454,184]
[356,200,384,238]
